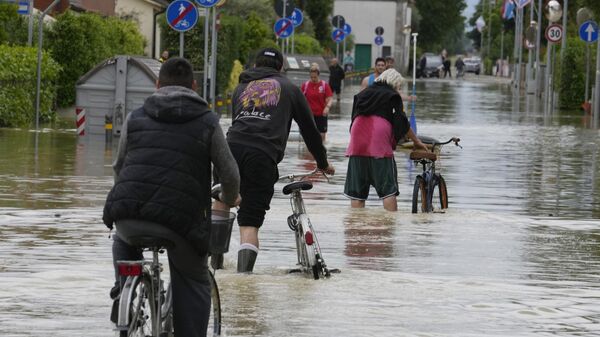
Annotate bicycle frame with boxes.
[280,169,330,279]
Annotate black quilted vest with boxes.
[104,107,216,255]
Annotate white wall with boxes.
[115,0,164,57]
[334,0,397,66]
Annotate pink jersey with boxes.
[346,115,395,158]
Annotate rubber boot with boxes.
[237,249,257,273]
[211,253,224,270]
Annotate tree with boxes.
[304,0,334,47]
[415,0,467,53]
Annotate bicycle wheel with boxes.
[431,174,448,212]
[120,274,155,337]
[208,270,222,336]
[412,176,427,213]
[298,215,318,279]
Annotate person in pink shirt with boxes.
[344,69,427,211]
[301,63,333,142]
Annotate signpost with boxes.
[167,0,199,58]
[342,23,351,63]
[331,28,345,43]
[545,24,563,43]
[331,15,346,61]
[375,26,384,57]
[196,0,219,7]
[287,8,303,54]
[17,1,28,14]
[274,18,294,39]
[579,20,598,104]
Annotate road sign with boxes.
[274,0,294,17]
[517,0,531,9]
[579,20,599,43]
[331,15,345,29]
[374,35,384,46]
[167,0,199,32]
[545,24,563,44]
[195,0,219,7]
[288,8,303,27]
[17,1,28,15]
[342,23,352,35]
[331,28,345,43]
[375,26,384,36]
[274,18,294,38]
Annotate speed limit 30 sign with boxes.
[545,24,563,43]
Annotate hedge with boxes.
[0,45,60,127]
[47,11,145,107]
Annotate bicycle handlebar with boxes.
[432,137,462,151]
[278,168,330,183]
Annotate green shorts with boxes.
[344,156,399,200]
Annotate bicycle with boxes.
[114,186,235,337]
[279,168,335,280]
[410,137,461,214]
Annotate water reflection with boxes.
[1,77,600,336]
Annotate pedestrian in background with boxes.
[360,57,386,90]
[343,50,354,72]
[302,63,333,142]
[344,69,427,211]
[385,56,395,70]
[328,58,345,102]
[159,50,169,63]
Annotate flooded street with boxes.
[1,76,600,336]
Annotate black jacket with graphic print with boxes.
[226,67,329,169]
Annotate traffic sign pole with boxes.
[27,0,33,46]
[179,32,184,57]
[203,9,210,98]
[210,6,218,108]
[594,37,600,126]
[410,33,418,135]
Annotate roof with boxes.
[76,55,161,85]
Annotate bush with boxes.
[557,37,590,110]
[227,60,243,94]
[0,45,60,127]
[47,11,145,107]
[0,3,28,45]
[293,33,323,55]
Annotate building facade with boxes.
[334,0,412,74]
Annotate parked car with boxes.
[464,57,481,75]
[418,53,443,78]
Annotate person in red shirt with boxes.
[301,63,333,142]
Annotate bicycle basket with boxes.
[209,209,236,254]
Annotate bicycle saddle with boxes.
[282,181,313,195]
[116,219,176,249]
[409,151,437,161]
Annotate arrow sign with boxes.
[274,18,294,38]
[167,0,199,32]
[331,28,345,43]
[579,20,599,43]
[374,35,384,46]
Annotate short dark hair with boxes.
[255,47,283,71]
[375,57,386,65]
[158,57,194,89]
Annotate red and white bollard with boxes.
[75,107,86,136]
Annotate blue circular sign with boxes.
[288,8,303,27]
[167,0,199,32]
[331,28,345,43]
[579,20,599,43]
[195,0,219,7]
[374,35,384,46]
[274,18,294,38]
[343,23,352,35]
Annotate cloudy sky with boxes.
[464,0,479,21]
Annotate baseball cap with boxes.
[255,47,284,69]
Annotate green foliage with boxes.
[161,11,279,96]
[0,45,60,127]
[47,11,145,107]
[293,33,323,55]
[227,60,243,94]
[0,3,28,45]
[557,37,589,110]
[305,0,334,47]
[416,0,467,53]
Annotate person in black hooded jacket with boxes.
[344,68,427,211]
[213,47,335,273]
[103,57,240,337]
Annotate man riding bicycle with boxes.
[103,57,240,337]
